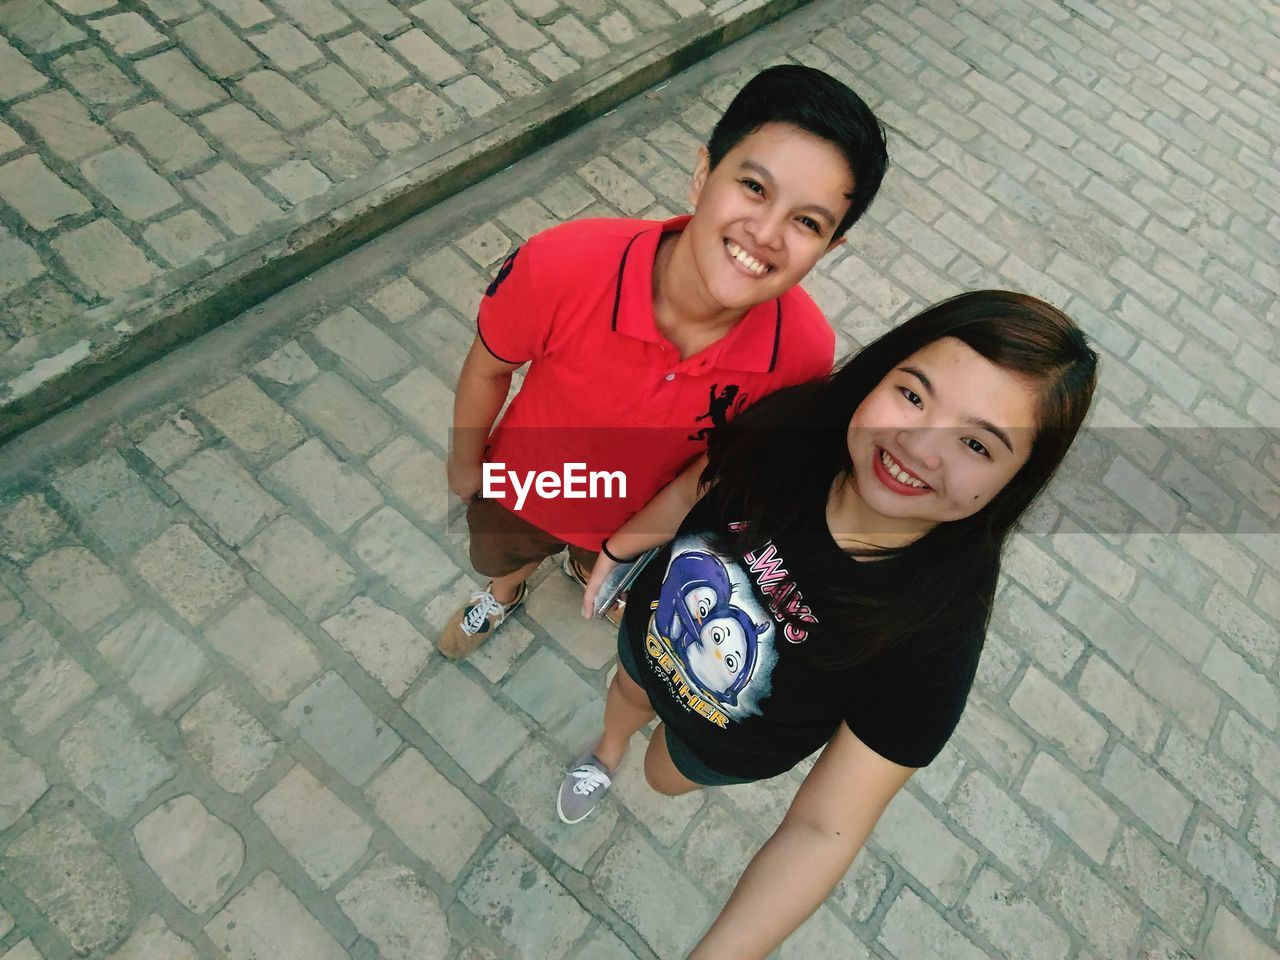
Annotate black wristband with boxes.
[600,540,633,564]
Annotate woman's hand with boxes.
[581,553,620,618]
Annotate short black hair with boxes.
[706,65,888,239]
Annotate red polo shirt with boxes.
[477,215,834,549]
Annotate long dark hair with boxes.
[703,290,1099,669]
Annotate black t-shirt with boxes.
[621,490,985,779]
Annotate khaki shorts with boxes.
[466,496,598,578]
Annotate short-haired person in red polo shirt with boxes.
[440,65,889,658]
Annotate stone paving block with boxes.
[313,307,412,382]
[335,853,449,960]
[1102,744,1193,845]
[175,12,260,77]
[0,940,42,960]
[443,75,503,118]
[146,209,221,264]
[52,220,160,298]
[366,747,489,881]
[1039,850,1142,959]
[0,738,48,830]
[207,0,272,28]
[991,582,1083,679]
[954,691,1034,784]
[241,516,357,618]
[282,670,401,784]
[25,544,130,630]
[179,686,280,792]
[266,437,382,533]
[292,370,394,455]
[609,731,707,846]
[1203,582,1278,673]
[253,339,320,385]
[238,70,325,130]
[88,12,167,55]
[381,366,456,449]
[303,62,377,122]
[203,871,346,960]
[461,834,591,958]
[1019,752,1118,863]
[1246,793,1280,869]
[0,155,91,231]
[204,593,322,701]
[502,646,597,733]
[407,246,483,320]
[254,764,371,888]
[81,146,182,221]
[0,813,131,954]
[52,47,140,104]
[0,37,46,100]
[200,102,293,166]
[1008,666,1108,769]
[1076,654,1163,751]
[0,619,96,735]
[195,376,305,458]
[949,770,1052,881]
[877,886,986,960]
[1159,725,1250,827]
[11,90,111,162]
[1205,905,1277,960]
[0,225,44,296]
[467,614,534,684]
[97,608,208,714]
[403,668,528,783]
[328,31,407,88]
[391,29,463,84]
[400,305,471,374]
[871,788,978,906]
[322,595,430,697]
[186,162,286,235]
[0,492,67,561]
[1109,826,1205,943]
[135,48,227,112]
[351,506,454,602]
[265,157,333,203]
[492,737,617,870]
[779,907,874,960]
[1187,816,1275,926]
[59,696,178,818]
[0,582,20,627]
[249,22,324,73]
[386,82,460,137]
[1220,710,1280,800]
[54,449,169,552]
[106,913,198,960]
[959,865,1070,960]
[1127,578,1215,665]
[113,102,214,173]
[524,573,616,669]
[134,794,244,913]
[0,0,85,52]
[168,447,282,546]
[365,277,428,323]
[366,434,446,526]
[680,803,758,901]
[1132,642,1221,739]
[133,523,244,624]
[272,0,349,37]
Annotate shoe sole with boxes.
[555,789,595,825]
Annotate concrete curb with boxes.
[0,0,813,445]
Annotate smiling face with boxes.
[686,614,751,694]
[682,122,853,313]
[842,337,1041,541]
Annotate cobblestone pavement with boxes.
[0,0,787,435]
[2,0,1279,956]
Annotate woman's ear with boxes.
[688,146,711,207]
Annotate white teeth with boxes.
[725,240,769,276]
[880,449,926,488]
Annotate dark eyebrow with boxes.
[739,160,838,227]
[898,366,1015,453]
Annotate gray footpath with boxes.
[2,0,1280,957]
[0,0,806,439]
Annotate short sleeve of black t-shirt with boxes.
[621,491,985,778]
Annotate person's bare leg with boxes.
[594,667,655,770]
[487,560,539,604]
[643,723,704,796]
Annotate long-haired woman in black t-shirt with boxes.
[559,290,1099,958]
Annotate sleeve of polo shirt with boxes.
[476,242,551,365]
